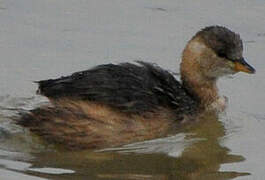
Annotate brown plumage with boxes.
[19,100,177,149]
[17,26,255,150]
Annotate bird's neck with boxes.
[180,38,219,109]
[181,74,218,108]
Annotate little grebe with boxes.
[19,26,255,150]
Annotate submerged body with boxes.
[19,26,255,150]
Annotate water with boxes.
[0,0,265,179]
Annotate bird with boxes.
[18,26,255,150]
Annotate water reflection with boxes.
[14,111,249,180]
[177,111,249,179]
[0,95,250,179]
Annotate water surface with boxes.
[0,0,265,179]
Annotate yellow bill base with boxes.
[234,62,255,74]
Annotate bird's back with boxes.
[37,61,197,116]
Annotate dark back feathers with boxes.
[37,61,198,115]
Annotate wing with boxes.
[36,61,197,114]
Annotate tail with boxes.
[34,81,42,95]
[34,79,56,96]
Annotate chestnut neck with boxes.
[180,38,219,109]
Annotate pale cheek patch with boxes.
[211,67,234,77]
[227,61,235,68]
[189,41,207,54]
[207,59,235,78]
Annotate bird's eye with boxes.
[218,52,226,58]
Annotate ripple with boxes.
[0,95,49,117]
[28,167,75,175]
[98,133,203,157]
